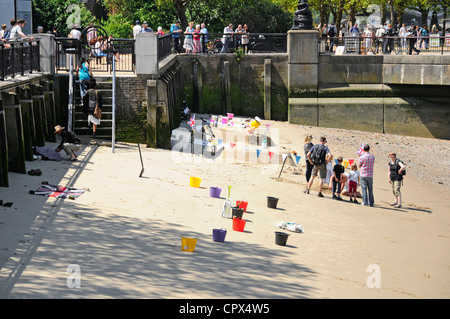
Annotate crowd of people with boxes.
[318,21,448,55]
[303,135,406,209]
[0,18,34,45]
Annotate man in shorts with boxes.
[304,136,331,197]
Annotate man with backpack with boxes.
[327,23,337,52]
[304,136,331,197]
[388,153,406,208]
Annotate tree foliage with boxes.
[32,0,94,35]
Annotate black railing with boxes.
[55,37,135,73]
[319,35,450,55]
[159,32,287,56]
[0,39,40,81]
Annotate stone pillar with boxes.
[135,33,158,75]
[264,58,272,120]
[0,101,9,187]
[31,33,55,75]
[287,30,319,124]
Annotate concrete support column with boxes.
[222,61,231,114]
[16,86,36,161]
[264,58,272,120]
[287,30,319,124]
[1,92,26,174]
[146,79,158,148]
[31,33,55,75]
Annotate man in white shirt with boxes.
[220,24,234,53]
[133,21,142,39]
[69,25,81,40]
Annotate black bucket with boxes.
[232,207,244,219]
[275,231,289,246]
[267,196,279,209]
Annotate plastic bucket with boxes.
[275,232,289,246]
[212,228,227,242]
[236,200,248,212]
[190,177,202,188]
[227,113,234,119]
[181,237,198,252]
[232,207,244,219]
[210,187,222,198]
[232,217,246,232]
[267,196,279,209]
[222,118,228,125]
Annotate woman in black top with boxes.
[388,152,405,208]
[304,135,313,183]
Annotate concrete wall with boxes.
[177,54,289,121]
[289,53,450,139]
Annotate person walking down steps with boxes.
[82,78,102,137]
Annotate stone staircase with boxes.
[73,80,113,140]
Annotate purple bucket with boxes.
[212,228,227,242]
[210,187,222,198]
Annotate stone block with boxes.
[288,97,318,125]
[287,30,319,64]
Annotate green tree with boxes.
[32,0,94,35]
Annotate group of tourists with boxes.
[303,135,405,209]
[168,21,250,54]
[320,20,447,55]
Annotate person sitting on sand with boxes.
[54,125,81,161]
[341,173,362,198]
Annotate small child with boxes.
[347,163,360,203]
[331,156,345,200]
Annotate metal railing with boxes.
[319,35,450,55]
[0,39,40,81]
[158,33,287,57]
[55,37,135,73]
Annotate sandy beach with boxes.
[0,118,449,299]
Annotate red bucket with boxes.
[232,217,246,232]
[236,200,248,212]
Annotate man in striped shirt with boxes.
[358,144,375,206]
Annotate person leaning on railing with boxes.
[10,19,34,41]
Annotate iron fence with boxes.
[159,32,287,56]
[55,37,135,73]
[319,35,450,55]
[0,39,40,81]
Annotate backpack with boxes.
[396,159,406,176]
[328,26,336,37]
[310,144,327,165]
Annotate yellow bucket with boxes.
[250,120,260,129]
[189,176,202,188]
[181,237,198,252]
